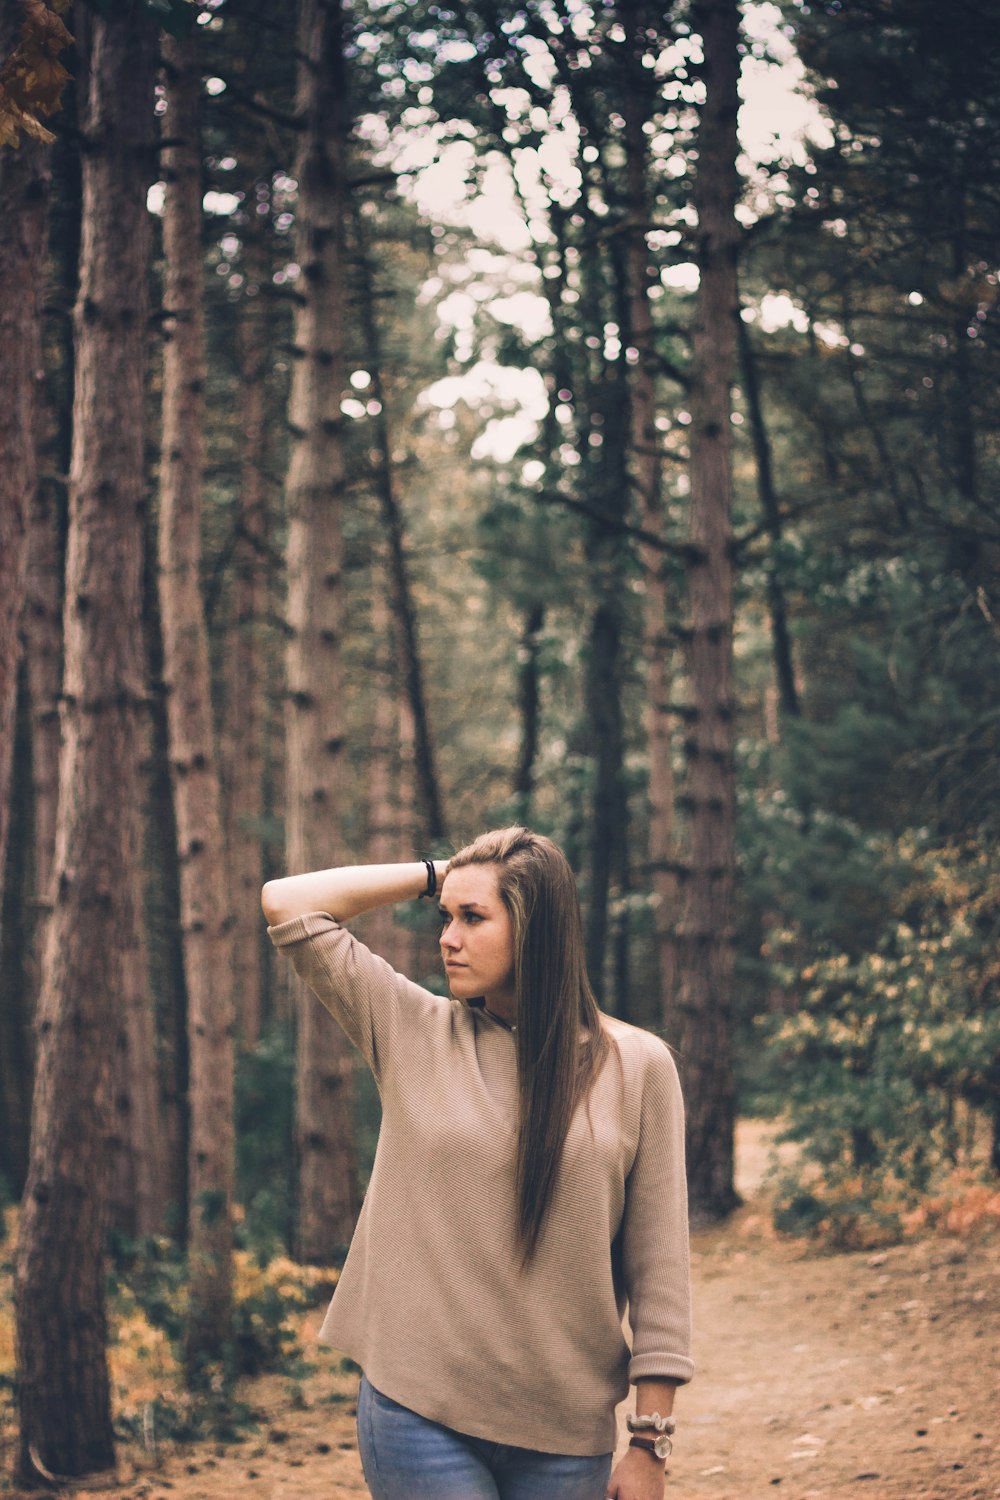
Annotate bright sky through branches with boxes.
[388,3,832,464]
[146,4,832,465]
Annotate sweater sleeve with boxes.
[266,911,445,1084]
[622,1038,695,1385]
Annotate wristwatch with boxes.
[626,1410,675,1459]
[629,1433,673,1460]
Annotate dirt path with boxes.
[45,1124,1000,1500]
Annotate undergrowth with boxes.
[0,1205,339,1466]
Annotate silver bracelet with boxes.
[626,1410,676,1436]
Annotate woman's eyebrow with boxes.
[438,901,489,915]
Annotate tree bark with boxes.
[106,844,168,1243]
[0,20,49,917]
[575,189,631,1006]
[285,0,359,1261]
[352,206,447,848]
[159,30,236,1371]
[224,219,271,1049]
[14,8,157,1480]
[0,33,50,1195]
[514,602,545,817]
[583,599,629,1002]
[620,0,680,1013]
[24,478,64,912]
[673,0,741,1221]
[360,562,412,971]
[737,310,799,718]
[26,88,81,1003]
[0,668,34,1197]
[145,565,190,1240]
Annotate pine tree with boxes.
[672,0,741,1219]
[0,9,50,919]
[159,27,237,1370]
[284,0,359,1260]
[14,5,158,1477]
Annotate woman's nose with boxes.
[440,921,460,951]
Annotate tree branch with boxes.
[535,488,704,560]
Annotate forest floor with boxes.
[7,1121,1000,1500]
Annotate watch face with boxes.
[654,1433,673,1459]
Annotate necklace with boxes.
[482,1004,516,1033]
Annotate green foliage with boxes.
[229,1254,334,1379]
[728,0,1000,1207]
[106,1225,336,1413]
[759,840,1000,1242]
[235,1028,296,1258]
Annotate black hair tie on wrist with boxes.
[418,858,437,899]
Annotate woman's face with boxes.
[439,864,516,1017]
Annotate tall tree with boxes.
[513,602,545,816]
[736,308,800,719]
[361,562,412,970]
[0,7,51,921]
[672,0,741,1219]
[352,199,447,848]
[14,4,158,1479]
[620,0,682,1013]
[159,27,236,1371]
[223,214,272,1049]
[285,0,359,1260]
[0,3,52,1198]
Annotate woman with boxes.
[262,826,693,1500]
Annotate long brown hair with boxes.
[447,827,614,1267]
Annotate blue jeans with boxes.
[356,1375,614,1500]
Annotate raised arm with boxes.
[261,859,450,926]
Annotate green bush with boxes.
[759,840,1000,1239]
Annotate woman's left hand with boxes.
[606,1447,666,1499]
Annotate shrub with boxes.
[760,840,1000,1243]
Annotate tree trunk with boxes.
[673,0,741,1222]
[0,29,49,917]
[514,602,545,817]
[145,566,190,1240]
[620,0,680,1014]
[737,309,799,718]
[106,830,168,1243]
[14,9,157,1480]
[160,30,236,1371]
[23,92,81,1041]
[396,681,424,979]
[285,0,359,1261]
[0,668,34,1197]
[0,53,50,1196]
[584,599,628,1002]
[360,562,411,971]
[352,205,447,848]
[224,219,271,1048]
[24,477,64,916]
[574,192,631,1006]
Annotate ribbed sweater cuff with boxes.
[628,1352,695,1385]
[267,911,337,947]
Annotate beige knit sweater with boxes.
[268,911,693,1455]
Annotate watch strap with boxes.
[629,1433,672,1460]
